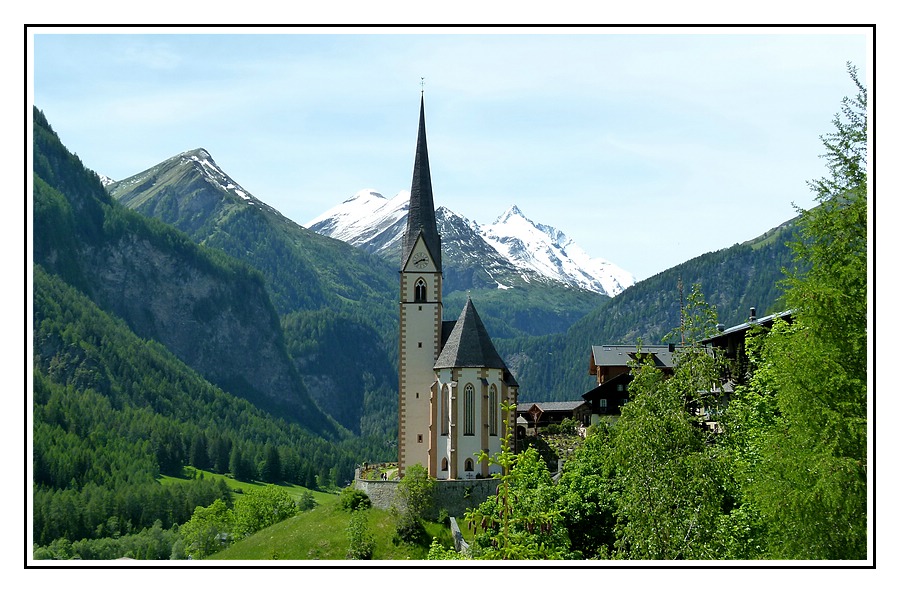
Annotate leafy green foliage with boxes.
[464,404,569,559]
[608,291,728,559]
[340,487,372,512]
[392,463,435,545]
[177,499,233,559]
[346,511,376,559]
[547,69,868,562]
[717,63,868,560]
[396,464,435,520]
[553,425,619,559]
[426,537,468,560]
[232,485,298,540]
[466,446,569,559]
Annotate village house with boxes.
[578,308,794,432]
[581,344,682,425]
[702,307,794,385]
[514,400,591,437]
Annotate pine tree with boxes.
[261,442,281,483]
[730,63,868,559]
[189,433,210,470]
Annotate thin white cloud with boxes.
[31,28,871,280]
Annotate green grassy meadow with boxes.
[210,496,454,560]
[161,467,455,560]
[160,467,336,507]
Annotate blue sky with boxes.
[30,27,871,281]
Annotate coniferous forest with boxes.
[31,109,386,557]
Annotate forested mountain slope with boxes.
[105,148,399,436]
[107,148,398,319]
[31,106,400,549]
[32,264,382,547]
[32,107,338,436]
[499,218,800,401]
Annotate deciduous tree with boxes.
[178,499,232,559]
[232,485,297,540]
[610,286,728,560]
[465,403,569,559]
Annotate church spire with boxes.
[402,94,441,270]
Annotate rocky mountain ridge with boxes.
[33,110,339,437]
[306,190,634,297]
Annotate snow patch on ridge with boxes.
[306,189,410,247]
[480,205,634,296]
[307,191,635,297]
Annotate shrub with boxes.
[346,511,375,560]
[394,513,428,546]
[297,490,317,511]
[340,486,372,512]
[232,485,297,539]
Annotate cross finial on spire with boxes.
[420,77,425,95]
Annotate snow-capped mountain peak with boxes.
[306,190,411,258]
[494,204,526,224]
[307,194,634,297]
[480,205,633,296]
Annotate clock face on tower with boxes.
[413,252,429,269]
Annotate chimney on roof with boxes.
[749,307,757,322]
[668,343,675,353]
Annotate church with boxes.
[397,96,519,480]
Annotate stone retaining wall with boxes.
[353,468,499,520]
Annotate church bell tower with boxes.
[397,95,442,477]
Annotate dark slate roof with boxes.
[581,372,631,400]
[402,95,442,270]
[701,310,794,345]
[434,298,507,370]
[516,401,589,413]
[590,344,681,371]
[440,320,456,351]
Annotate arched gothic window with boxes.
[441,385,450,435]
[464,383,475,435]
[489,384,498,436]
[414,278,427,302]
[464,458,474,472]
[441,457,449,471]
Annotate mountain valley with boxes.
[33,101,798,494]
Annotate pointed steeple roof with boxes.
[402,95,441,270]
[435,297,507,370]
